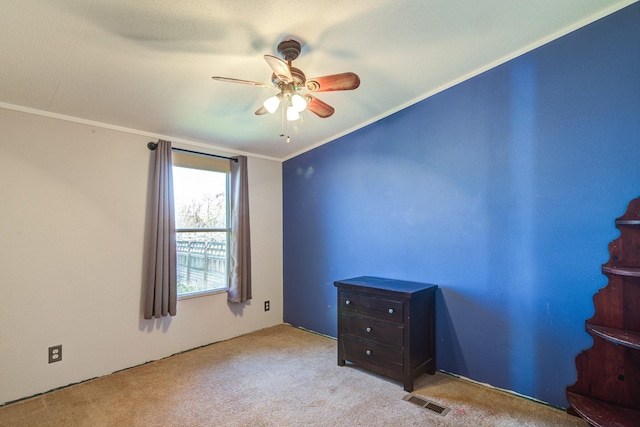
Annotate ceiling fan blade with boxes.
[305,95,335,118]
[255,105,268,115]
[264,55,292,83]
[211,76,273,88]
[306,72,360,92]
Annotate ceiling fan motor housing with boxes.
[277,39,302,62]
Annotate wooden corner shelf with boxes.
[567,196,640,427]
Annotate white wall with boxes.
[0,108,283,404]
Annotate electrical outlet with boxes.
[264,300,270,311]
[49,345,62,363]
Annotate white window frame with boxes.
[172,150,231,299]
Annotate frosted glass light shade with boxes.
[287,106,300,121]
[291,94,307,112]
[263,95,281,113]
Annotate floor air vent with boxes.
[403,394,451,416]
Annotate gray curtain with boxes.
[228,155,252,303]
[143,139,177,318]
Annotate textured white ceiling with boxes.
[0,0,635,160]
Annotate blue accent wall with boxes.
[283,3,640,408]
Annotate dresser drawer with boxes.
[340,291,403,323]
[342,336,403,372]
[341,313,404,348]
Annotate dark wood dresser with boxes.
[334,276,438,392]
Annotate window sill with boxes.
[178,288,228,300]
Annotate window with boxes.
[172,151,230,297]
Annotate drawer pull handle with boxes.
[388,308,394,314]
[365,350,372,356]
[366,327,372,333]
[345,300,351,305]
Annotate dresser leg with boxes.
[337,339,345,366]
[427,361,435,375]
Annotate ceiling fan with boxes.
[212,39,360,121]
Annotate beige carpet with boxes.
[0,324,587,426]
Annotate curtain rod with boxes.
[147,142,238,162]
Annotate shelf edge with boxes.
[567,392,640,427]
[586,324,640,350]
[602,266,640,277]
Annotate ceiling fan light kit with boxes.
[212,38,360,139]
